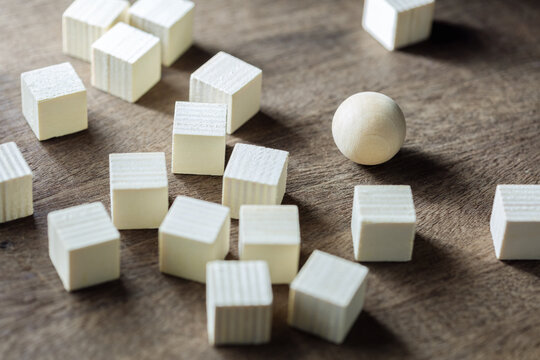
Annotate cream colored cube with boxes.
[352,185,416,262]
[48,202,120,292]
[490,185,540,260]
[109,152,168,230]
[206,261,272,345]
[129,0,194,66]
[190,52,262,134]
[172,102,226,175]
[159,196,230,282]
[62,0,129,61]
[222,143,289,219]
[362,0,435,51]
[239,205,300,284]
[21,62,87,141]
[91,22,161,103]
[288,250,369,344]
[0,142,33,223]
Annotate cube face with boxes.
[69,240,120,291]
[490,185,540,260]
[0,142,33,223]
[190,51,262,134]
[352,185,416,262]
[173,135,225,175]
[239,205,301,284]
[172,102,227,175]
[159,196,230,283]
[362,0,435,51]
[129,0,195,66]
[109,152,168,230]
[229,73,262,133]
[356,222,415,261]
[362,0,398,50]
[112,187,168,229]
[288,289,361,344]
[222,143,289,219]
[21,62,87,141]
[288,250,369,344]
[211,305,272,345]
[48,202,120,291]
[91,23,161,103]
[394,0,435,48]
[206,261,273,345]
[62,0,129,61]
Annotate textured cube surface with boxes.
[190,51,262,134]
[62,0,129,61]
[0,142,33,223]
[129,0,194,66]
[109,152,168,229]
[206,260,272,345]
[48,202,120,292]
[172,101,226,175]
[159,196,230,282]
[490,185,540,260]
[362,0,435,50]
[239,205,300,284]
[288,250,369,344]
[222,143,289,219]
[91,22,161,103]
[352,185,416,261]
[21,62,87,140]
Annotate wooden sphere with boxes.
[332,92,406,165]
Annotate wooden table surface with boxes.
[1,0,539,359]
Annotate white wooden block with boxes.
[288,250,369,344]
[190,51,262,134]
[362,0,435,51]
[0,142,33,223]
[159,196,230,282]
[48,202,120,292]
[91,22,161,103]
[206,260,272,345]
[21,62,87,141]
[490,185,540,260]
[222,143,289,219]
[62,0,129,62]
[172,101,226,175]
[352,185,416,262]
[109,152,168,230]
[129,0,194,66]
[239,205,300,284]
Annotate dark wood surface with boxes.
[1,0,539,359]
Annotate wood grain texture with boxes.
[1,0,539,359]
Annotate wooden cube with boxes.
[21,62,87,140]
[362,0,435,50]
[159,196,230,283]
[172,102,226,175]
[352,185,416,261]
[91,22,161,103]
[109,152,168,229]
[490,185,540,260]
[288,250,369,344]
[190,52,262,134]
[129,0,194,66]
[206,260,272,345]
[48,202,120,291]
[222,143,289,219]
[0,142,33,223]
[239,205,301,284]
[62,0,129,61]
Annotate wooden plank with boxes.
[0,0,539,359]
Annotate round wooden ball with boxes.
[332,92,406,165]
